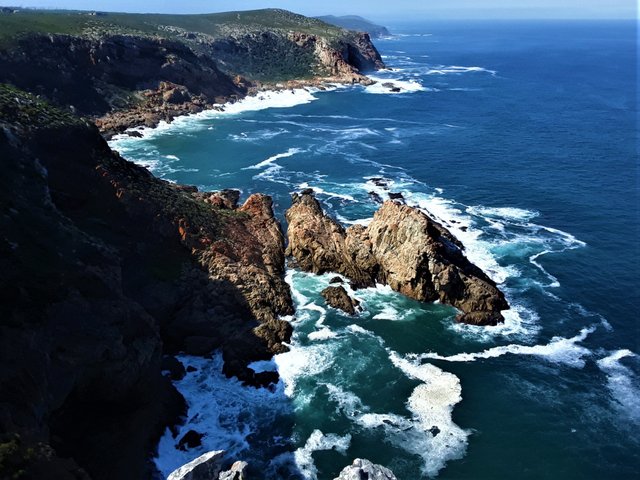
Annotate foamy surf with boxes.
[243,147,304,170]
[154,353,290,478]
[365,75,427,94]
[388,351,470,477]
[597,350,640,423]
[108,88,318,150]
[418,326,596,368]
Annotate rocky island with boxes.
[0,7,507,480]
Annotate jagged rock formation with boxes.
[0,85,292,479]
[0,9,385,137]
[333,459,397,480]
[286,192,509,325]
[321,285,360,315]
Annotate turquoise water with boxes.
[111,20,639,479]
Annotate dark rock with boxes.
[162,356,187,381]
[369,177,388,188]
[321,286,360,315]
[329,276,343,284]
[126,130,143,138]
[390,86,401,93]
[301,187,315,195]
[186,366,198,373]
[183,336,218,356]
[388,192,404,201]
[368,191,384,204]
[177,430,205,451]
[429,426,441,437]
[0,88,292,479]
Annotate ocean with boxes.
[109,20,639,479]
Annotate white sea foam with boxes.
[154,353,289,478]
[469,206,540,221]
[365,75,427,94]
[388,351,470,477]
[308,327,339,341]
[597,350,640,423]
[373,305,402,321]
[274,343,334,397]
[297,182,356,202]
[248,359,278,373]
[109,88,318,148]
[244,147,303,170]
[229,127,288,142]
[294,430,351,479]
[418,326,596,368]
[426,65,497,76]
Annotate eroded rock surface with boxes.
[286,192,509,325]
[321,286,360,315]
[333,458,397,480]
[0,86,291,480]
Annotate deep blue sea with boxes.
[110,20,639,479]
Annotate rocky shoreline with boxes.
[0,9,510,479]
[95,73,376,140]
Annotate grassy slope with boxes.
[0,8,348,45]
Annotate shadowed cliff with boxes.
[0,84,293,479]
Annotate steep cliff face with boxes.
[0,9,385,136]
[0,85,292,479]
[286,192,509,325]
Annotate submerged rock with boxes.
[333,458,397,480]
[321,285,360,315]
[286,191,509,325]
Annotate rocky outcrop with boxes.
[321,286,360,315]
[167,450,226,480]
[286,192,509,325]
[0,85,292,479]
[167,451,248,480]
[333,459,397,480]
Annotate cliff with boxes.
[315,15,391,38]
[286,192,510,325]
[0,8,384,137]
[0,84,292,479]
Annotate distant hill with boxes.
[316,15,390,38]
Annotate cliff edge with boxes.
[0,8,385,137]
[0,84,292,479]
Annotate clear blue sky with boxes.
[4,0,636,20]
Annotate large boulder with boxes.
[333,458,397,480]
[321,286,360,315]
[286,192,509,325]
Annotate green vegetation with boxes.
[0,8,346,46]
[0,83,85,128]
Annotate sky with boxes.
[3,0,637,20]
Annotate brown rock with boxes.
[286,192,509,325]
[321,286,360,315]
